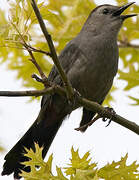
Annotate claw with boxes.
[105,119,112,127]
[102,107,116,127]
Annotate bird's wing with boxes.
[41,42,86,107]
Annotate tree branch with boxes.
[0,89,53,97]
[0,86,65,97]
[0,88,139,135]
[30,0,74,99]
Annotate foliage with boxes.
[117,0,139,104]
[20,143,139,180]
[0,0,139,104]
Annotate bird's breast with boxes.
[67,42,118,102]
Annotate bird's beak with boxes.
[113,2,137,19]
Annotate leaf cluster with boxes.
[20,143,139,180]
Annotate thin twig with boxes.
[30,0,74,99]
[10,21,49,87]
[0,44,51,57]
[20,42,52,57]
[31,74,44,83]
[26,45,52,57]
[31,74,52,87]
[28,51,44,77]
[0,45,26,50]
[118,40,139,49]
[26,46,49,87]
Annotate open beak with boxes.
[113,2,137,19]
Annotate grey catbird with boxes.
[2,2,136,179]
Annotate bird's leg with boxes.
[75,114,101,131]
[102,107,116,127]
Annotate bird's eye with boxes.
[103,8,109,14]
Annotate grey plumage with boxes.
[2,2,136,179]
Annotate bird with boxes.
[2,2,137,179]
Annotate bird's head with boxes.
[83,2,137,36]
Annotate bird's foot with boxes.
[102,107,116,127]
[75,107,116,131]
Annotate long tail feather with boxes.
[2,95,68,179]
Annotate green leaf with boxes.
[98,154,139,180]
[20,145,139,180]
[55,166,68,180]
[65,147,97,176]
[21,143,54,180]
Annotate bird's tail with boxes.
[2,96,68,179]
